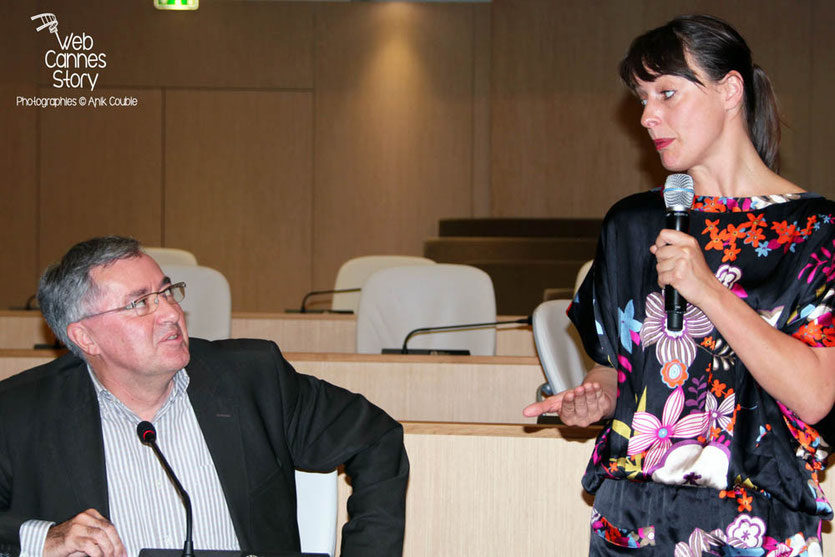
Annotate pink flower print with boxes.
[725,514,765,548]
[628,387,708,472]
[640,292,714,367]
[674,528,727,557]
[716,265,748,298]
[705,390,736,435]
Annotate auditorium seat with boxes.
[158,264,231,341]
[144,247,198,266]
[331,255,435,313]
[356,264,496,355]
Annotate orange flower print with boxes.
[744,226,765,248]
[801,215,818,236]
[724,223,747,242]
[711,379,726,397]
[722,244,741,262]
[706,235,725,251]
[702,219,720,235]
[746,213,766,228]
[737,493,753,512]
[823,326,835,347]
[660,359,688,389]
[793,321,824,345]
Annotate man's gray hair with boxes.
[37,236,143,358]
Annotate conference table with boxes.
[0,310,537,356]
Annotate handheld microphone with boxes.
[662,173,695,332]
[137,421,195,557]
[384,316,533,354]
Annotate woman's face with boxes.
[634,63,729,172]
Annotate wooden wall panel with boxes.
[491,0,644,218]
[3,1,834,312]
[0,2,39,309]
[33,0,314,90]
[312,4,480,289]
[472,7,492,217]
[810,1,835,200]
[38,88,163,267]
[491,0,820,218]
[165,90,313,312]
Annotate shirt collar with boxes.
[87,365,190,423]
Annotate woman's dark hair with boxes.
[619,14,781,172]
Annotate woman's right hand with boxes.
[522,365,617,427]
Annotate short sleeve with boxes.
[567,198,646,370]
[785,236,835,348]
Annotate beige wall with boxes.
[2,0,833,312]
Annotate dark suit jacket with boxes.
[0,338,408,556]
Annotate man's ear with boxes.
[66,322,100,357]
[720,70,745,113]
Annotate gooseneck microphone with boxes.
[137,421,195,557]
[298,288,361,313]
[662,173,696,332]
[396,316,532,354]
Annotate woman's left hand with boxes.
[650,229,720,307]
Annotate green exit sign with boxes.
[154,0,198,10]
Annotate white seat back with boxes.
[144,247,198,266]
[356,263,496,355]
[532,299,589,394]
[158,264,231,341]
[574,260,594,296]
[332,255,435,313]
[295,469,338,557]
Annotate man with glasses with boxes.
[0,236,408,557]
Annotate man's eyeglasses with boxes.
[78,282,187,321]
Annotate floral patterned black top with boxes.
[569,188,835,519]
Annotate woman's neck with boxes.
[686,140,804,198]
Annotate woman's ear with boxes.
[720,70,745,112]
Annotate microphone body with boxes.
[662,174,695,332]
[137,421,195,557]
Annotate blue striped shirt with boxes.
[20,368,240,557]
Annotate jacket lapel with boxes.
[50,360,110,517]
[185,356,251,549]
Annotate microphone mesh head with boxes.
[663,174,695,210]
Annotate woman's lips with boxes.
[654,138,673,150]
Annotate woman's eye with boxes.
[663,90,675,99]
[639,98,648,106]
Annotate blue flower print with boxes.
[618,300,642,353]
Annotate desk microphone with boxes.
[137,421,195,557]
[386,316,532,354]
[295,288,361,313]
[662,173,695,332]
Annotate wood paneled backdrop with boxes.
[2,0,834,312]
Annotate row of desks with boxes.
[0,350,545,424]
[1,349,833,554]
[0,310,537,356]
[0,347,594,554]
